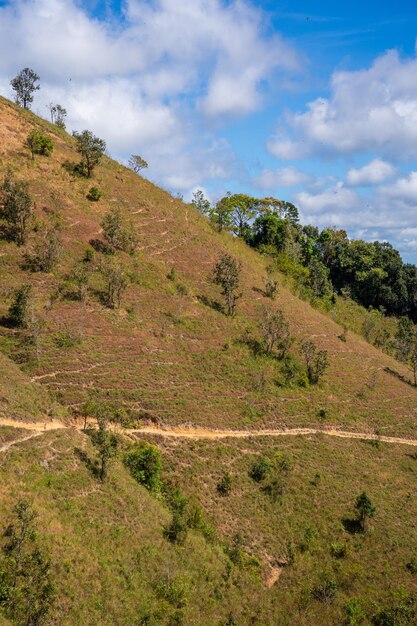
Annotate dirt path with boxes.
[1,418,417,450]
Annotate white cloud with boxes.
[381,171,417,205]
[0,0,299,192]
[346,159,396,186]
[295,182,359,217]
[255,166,313,189]
[269,49,417,160]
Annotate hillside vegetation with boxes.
[0,96,417,625]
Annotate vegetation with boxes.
[73,130,106,178]
[213,253,241,316]
[47,104,67,129]
[100,207,137,254]
[0,171,32,245]
[300,339,329,384]
[0,94,416,625]
[0,500,54,626]
[26,131,53,160]
[128,155,148,174]
[10,68,40,109]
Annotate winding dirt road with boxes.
[1,418,417,452]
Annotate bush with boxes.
[124,443,162,493]
[26,130,53,159]
[8,284,32,327]
[87,186,102,201]
[330,542,348,559]
[164,512,188,544]
[249,456,272,482]
[217,473,232,496]
[101,208,137,254]
[311,573,338,602]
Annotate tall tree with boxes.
[191,189,211,215]
[10,68,40,109]
[73,130,106,178]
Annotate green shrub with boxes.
[249,456,272,482]
[217,473,232,496]
[26,130,53,159]
[345,597,366,625]
[8,284,32,327]
[155,576,188,608]
[124,443,162,493]
[164,512,188,544]
[87,186,102,201]
[330,542,348,559]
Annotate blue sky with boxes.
[1,0,417,261]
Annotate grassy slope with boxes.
[0,97,417,624]
[0,96,416,436]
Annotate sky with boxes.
[1,1,417,261]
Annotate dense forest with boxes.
[193,192,417,322]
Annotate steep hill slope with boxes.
[1,97,417,626]
[0,95,416,436]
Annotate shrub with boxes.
[300,339,329,384]
[259,306,292,358]
[406,557,417,575]
[345,597,366,625]
[124,443,162,493]
[0,170,32,245]
[330,542,348,559]
[249,456,272,482]
[8,284,32,327]
[155,576,188,609]
[101,208,137,254]
[164,512,188,544]
[217,473,232,496]
[311,573,338,602]
[87,186,102,201]
[26,130,53,159]
[27,220,62,272]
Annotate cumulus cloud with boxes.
[255,166,313,189]
[269,49,417,161]
[346,159,397,186]
[0,0,299,192]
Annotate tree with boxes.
[128,154,148,174]
[259,307,292,358]
[47,103,67,129]
[29,220,62,271]
[354,492,376,532]
[8,284,32,328]
[26,131,53,160]
[11,68,40,109]
[209,194,234,232]
[0,500,54,625]
[70,260,91,302]
[101,208,137,254]
[73,130,106,178]
[0,171,32,245]
[191,190,211,215]
[213,254,242,316]
[300,339,329,384]
[91,417,118,481]
[100,257,129,308]
[308,258,332,297]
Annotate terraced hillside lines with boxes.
[1,96,417,437]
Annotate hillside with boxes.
[1,96,417,625]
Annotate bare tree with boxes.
[259,307,292,358]
[300,339,329,384]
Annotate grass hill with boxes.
[0,96,417,625]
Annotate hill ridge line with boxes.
[1,418,417,448]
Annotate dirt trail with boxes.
[1,418,417,450]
